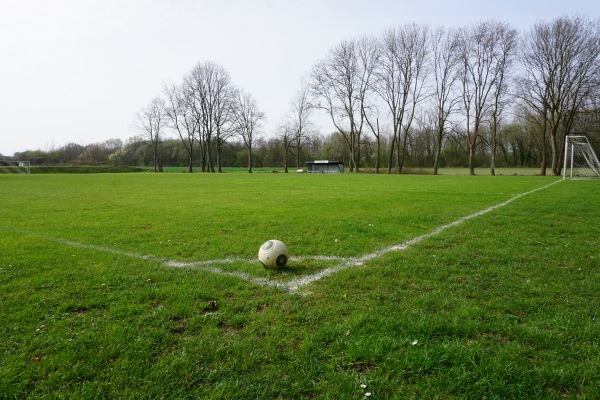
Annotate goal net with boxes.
[563,136,600,179]
[0,160,31,174]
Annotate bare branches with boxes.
[289,77,315,169]
[136,97,166,172]
[186,62,237,172]
[375,23,430,173]
[131,16,599,173]
[233,90,265,173]
[310,37,378,172]
[163,82,198,172]
[458,20,518,175]
[519,15,600,175]
[431,26,461,174]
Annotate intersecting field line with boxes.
[1,180,562,293]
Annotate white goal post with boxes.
[563,136,600,179]
[0,160,31,174]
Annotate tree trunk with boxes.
[550,131,561,176]
[433,136,441,175]
[247,146,253,173]
[375,135,380,174]
[395,131,401,173]
[490,146,496,176]
[468,143,476,175]
[539,137,547,176]
[355,132,361,173]
[216,140,223,173]
[398,128,410,173]
[387,133,396,174]
[490,126,497,176]
[153,142,159,172]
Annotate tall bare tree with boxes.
[374,23,429,173]
[234,91,265,173]
[212,74,237,173]
[362,103,384,173]
[488,24,518,175]
[459,20,518,175]
[185,62,236,172]
[289,77,314,169]
[311,36,377,172]
[164,83,198,172]
[137,96,167,172]
[276,120,295,173]
[430,26,461,174]
[519,16,600,175]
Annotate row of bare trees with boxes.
[309,16,600,175]
[137,62,265,172]
[519,17,600,175]
[134,16,599,175]
[8,123,573,170]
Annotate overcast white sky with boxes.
[0,0,598,156]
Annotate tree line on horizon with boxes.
[7,123,560,172]
[8,15,600,175]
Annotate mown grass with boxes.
[0,173,550,261]
[0,173,598,399]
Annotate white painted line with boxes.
[283,179,562,292]
[1,179,562,293]
[0,227,161,262]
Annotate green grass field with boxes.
[1,173,598,399]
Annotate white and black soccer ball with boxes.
[258,240,289,269]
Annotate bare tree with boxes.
[234,91,265,173]
[458,20,517,175]
[137,96,167,172]
[519,16,600,175]
[276,120,295,173]
[374,23,429,173]
[311,36,378,172]
[355,36,381,172]
[212,75,237,173]
[488,24,518,175]
[286,77,314,169]
[430,26,461,175]
[164,83,199,172]
[185,62,236,172]
[362,103,384,173]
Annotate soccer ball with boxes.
[258,240,289,269]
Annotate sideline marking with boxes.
[286,179,562,291]
[1,180,562,293]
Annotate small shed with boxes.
[305,160,345,173]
